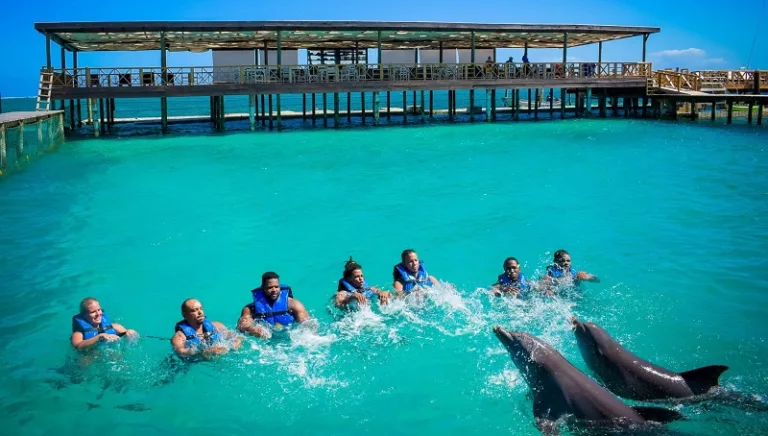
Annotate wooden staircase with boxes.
[35,70,54,111]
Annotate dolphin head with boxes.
[493,326,558,388]
[571,317,609,352]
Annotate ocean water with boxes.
[0,119,767,435]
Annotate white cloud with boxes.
[652,48,706,57]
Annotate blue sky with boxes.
[1,0,766,97]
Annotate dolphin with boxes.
[571,317,729,402]
[492,326,684,434]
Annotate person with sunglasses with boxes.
[541,249,599,292]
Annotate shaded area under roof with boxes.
[34,21,660,52]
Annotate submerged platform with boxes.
[0,111,64,129]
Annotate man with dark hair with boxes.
[237,272,311,338]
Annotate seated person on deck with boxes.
[71,297,138,351]
[392,249,439,296]
[237,271,311,338]
[335,258,391,309]
[541,249,599,292]
[171,298,241,359]
[492,257,531,297]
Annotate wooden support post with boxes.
[60,47,66,112]
[0,125,5,172]
[429,91,434,118]
[691,100,698,120]
[322,93,328,127]
[528,89,532,114]
[361,92,366,125]
[268,95,274,129]
[334,92,339,128]
[160,32,168,134]
[756,103,763,125]
[374,91,381,125]
[255,93,260,124]
[16,121,24,158]
[586,88,592,117]
[377,31,383,81]
[105,98,111,132]
[469,90,475,121]
[99,98,106,135]
[549,88,554,117]
[261,95,266,126]
[491,89,496,120]
[45,36,52,70]
[387,92,391,121]
[302,94,306,121]
[347,93,351,122]
[711,100,716,121]
[249,95,256,131]
[68,51,75,131]
[747,102,753,124]
[534,89,539,120]
[311,94,316,125]
[727,100,733,124]
[37,120,43,147]
[642,33,649,62]
[613,97,619,117]
[420,90,425,123]
[110,98,116,128]
[276,94,282,130]
[403,91,407,123]
[516,90,521,121]
[599,95,607,118]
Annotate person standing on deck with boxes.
[237,271,311,339]
[392,249,439,297]
[171,298,241,360]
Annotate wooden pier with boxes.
[0,110,64,175]
[33,20,660,135]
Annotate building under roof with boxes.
[34,21,660,52]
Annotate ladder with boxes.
[36,70,54,111]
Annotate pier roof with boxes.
[34,21,660,52]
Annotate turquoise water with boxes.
[1,119,767,435]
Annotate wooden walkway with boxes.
[0,111,64,129]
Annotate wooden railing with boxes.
[694,69,768,90]
[652,69,701,92]
[46,62,652,88]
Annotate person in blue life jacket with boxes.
[335,258,392,309]
[392,249,439,297]
[541,249,599,293]
[70,298,138,351]
[237,271,311,339]
[171,298,241,359]
[492,257,531,297]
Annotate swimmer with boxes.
[492,257,531,297]
[540,249,599,293]
[171,298,241,359]
[392,249,439,296]
[71,297,138,351]
[335,258,392,309]
[237,272,311,339]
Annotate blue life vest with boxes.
[175,318,220,348]
[395,261,433,293]
[340,278,377,300]
[546,264,578,279]
[72,313,118,340]
[252,287,295,327]
[497,272,529,290]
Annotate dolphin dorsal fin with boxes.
[679,365,729,395]
[631,406,685,423]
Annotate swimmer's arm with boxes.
[171,331,198,356]
[111,323,139,338]
[576,271,600,283]
[334,291,358,308]
[392,280,405,297]
[236,306,271,339]
[70,331,120,350]
[212,321,242,351]
[288,298,311,323]
[371,287,391,304]
[428,276,438,286]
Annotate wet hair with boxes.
[343,257,363,280]
[401,249,417,262]
[79,297,99,315]
[553,250,570,264]
[261,271,279,287]
[503,257,519,269]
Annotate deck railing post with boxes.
[378,31,383,81]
